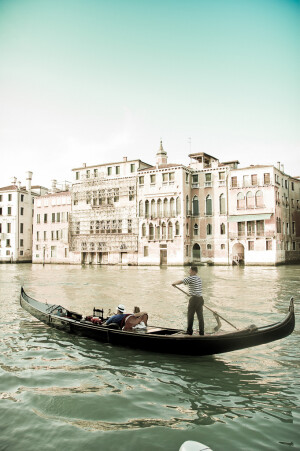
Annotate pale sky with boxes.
[0,0,299,188]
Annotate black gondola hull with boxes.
[20,287,295,356]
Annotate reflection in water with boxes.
[0,264,299,451]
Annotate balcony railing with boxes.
[229,230,275,239]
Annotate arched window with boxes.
[186,222,189,236]
[207,224,212,235]
[237,192,245,209]
[246,191,254,208]
[176,197,181,215]
[157,198,162,218]
[151,199,156,217]
[168,222,173,239]
[186,195,189,216]
[192,243,201,261]
[139,200,144,217]
[192,196,199,216]
[155,225,160,240]
[193,224,199,236]
[149,223,154,240]
[206,195,212,215]
[142,223,146,237]
[255,190,263,207]
[220,223,225,235]
[170,198,175,217]
[219,193,226,214]
[145,200,149,218]
[175,221,180,235]
[163,198,168,217]
[162,222,166,239]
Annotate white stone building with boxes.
[32,185,72,264]
[69,158,152,264]
[228,163,300,265]
[0,172,47,263]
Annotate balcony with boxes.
[229,230,275,239]
[191,183,199,189]
[204,182,212,187]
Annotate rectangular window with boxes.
[291,182,294,191]
[44,214,48,223]
[107,167,112,175]
[251,174,257,185]
[8,207,11,215]
[292,222,295,235]
[219,171,225,181]
[292,242,296,251]
[248,241,254,251]
[139,176,144,185]
[0,207,2,215]
[75,171,80,180]
[52,213,55,223]
[221,244,225,250]
[37,214,41,224]
[7,223,11,233]
[192,174,198,184]
[130,163,135,173]
[8,194,12,201]
[264,173,270,185]
[21,194,24,201]
[0,195,2,201]
[285,180,288,189]
[20,239,24,247]
[129,187,135,201]
[65,248,68,258]
[266,240,272,250]
[128,219,132,233]
[86,170,90,179]
[94,168,98,177]
[6,239,10,247]
[44,231,47,240]
[115,166,120,175]
[150,174,156,184]
[162,173,168,183]
[231,176,237,187]
[20,223,24,233]
[169,172,174,182]
[51,246,57,258]
[56,213,60,222]
[20,207,23,215]
[243,175,250,187]
[185,173,189,183]
[186,245,189,257]
[36,231,40,241]
[247,221,255,236]
[144,246,149,257]
[256,220,264,236]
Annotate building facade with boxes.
[0,172,47,263]
[32,189,72,264]
[69,158,152,264]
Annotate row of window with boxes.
[0,206,26,216]
[276,219,296,235]
[36,212,69,224]
[75,164,136,181]
[237,191,264,209]
[35,197,71,207]
[0,223,25,233]
[74,219,133,235]
[36,229,68,241]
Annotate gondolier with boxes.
[172,266,205,335]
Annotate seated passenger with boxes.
[103,304,127,327]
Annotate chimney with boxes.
[26,171,33,192]
[123,157,127,162]
[277,162,280,170]
[51,179,57,192]
[83,163,86,168]
[281,164,284,173]
[11,177,17,185]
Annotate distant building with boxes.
[69,158,152,264]
[228,163,300,265]
[0,172,47,263]
[32,181,71,264]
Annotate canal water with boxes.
[0,264,299,451]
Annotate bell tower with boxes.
[156,140,168,165]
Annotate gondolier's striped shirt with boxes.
[183,275,202,296]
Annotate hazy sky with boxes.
[0,0,299,187]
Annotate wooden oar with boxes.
[173,285,239,331]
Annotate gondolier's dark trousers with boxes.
[187,296,204,335]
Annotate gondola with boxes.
[20,287,295,356]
